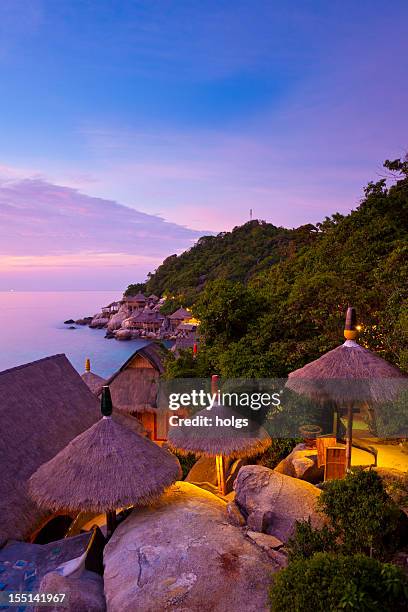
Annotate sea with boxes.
[0,291,148,378]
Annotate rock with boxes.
[247,509,274,533]
[115,329,131,340]
[226,501,246,527]
[68,325,76,329]
[105,330,115,339]
[185,456,218,487]
[35,569,106,612]
[107,307,129,331]
[186,456,246,494]
[246,531,284,550]
[246,531,286,566]
[89,313,109,328]
[234,465,323,542]
[274,443,324,484]
[226,458,247,492]
[64,319,75,324]
[76,316,93,325]
[104,482,275,612]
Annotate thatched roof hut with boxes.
[169,307,191,321]
[287,307,407,468]
[103,343,168,442]
[0,355,101,546]
[29,387,181,536]
[81,358,106,396]
[105,343,165,413]
[287,340,406,406]
[168,376,271,494]
[168,402,271,459]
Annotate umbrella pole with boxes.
[106,510,116,539]
[216,454,226,496]
[345,404,354,470]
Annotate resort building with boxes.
[169,307,194,331]
[104,343,169,443]
[0,355,101,546]
[147,294,160,305]
[123,309,165,334]
[121,293,147,314]
[101,301,120,316]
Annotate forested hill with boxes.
[127,157,408,376]
[126,220,318,304]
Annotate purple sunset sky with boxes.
[0,1,407,289]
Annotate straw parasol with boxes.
[81,358,106,395]
[29,386,181,538]
[287,307,406,468]
[168,375,271,495]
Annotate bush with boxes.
[318,468,401,557]
[255,438,301,470]
[171,450,197,479]
[286,519,337,562]
[269,553,408,612]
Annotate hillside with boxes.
[128,157,408,377]
[126,220,317,304]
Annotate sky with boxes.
[0,0,407,290]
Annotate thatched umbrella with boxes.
[287,307,406,469]
[29,386,181,538]
[168,375,271,495]
[81,358,106,395]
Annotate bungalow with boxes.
[104,343,170,443]
[101,301,120,316]
[121,293,146,314]
[0,355,144,547]
[147,294,160,305]
[0,355,100,547]
[169,307,193,331]
[124,310,165,334]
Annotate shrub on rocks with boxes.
[269,553,408,612]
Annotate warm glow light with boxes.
[356,325,362,331]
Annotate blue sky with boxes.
[0,1,407,289]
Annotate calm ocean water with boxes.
[0,291,148,378]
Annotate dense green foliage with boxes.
[318,468,401,557]
[287,469,401,560]
[269,553,408,611]
[142,221,315,304]
[286,519,338,562]
[160,158,408,377]
[124,282,146,296]
[254,438,301,470]
[126,157,408,377]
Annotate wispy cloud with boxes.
[0,177,205,289]
[0,177,202,257]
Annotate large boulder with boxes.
[186,456,247,494]
[104,482,276,612]
[114,328,131,340]
[107,306,129,331]
[35,569,105,612]
[274,443,323,484]
[234,465,323,542]
[89,313,109,328]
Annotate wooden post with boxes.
[345,404,353,470]
[106,510,116,539]
[216,454,226,496]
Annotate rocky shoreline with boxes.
[64,293,198,348]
